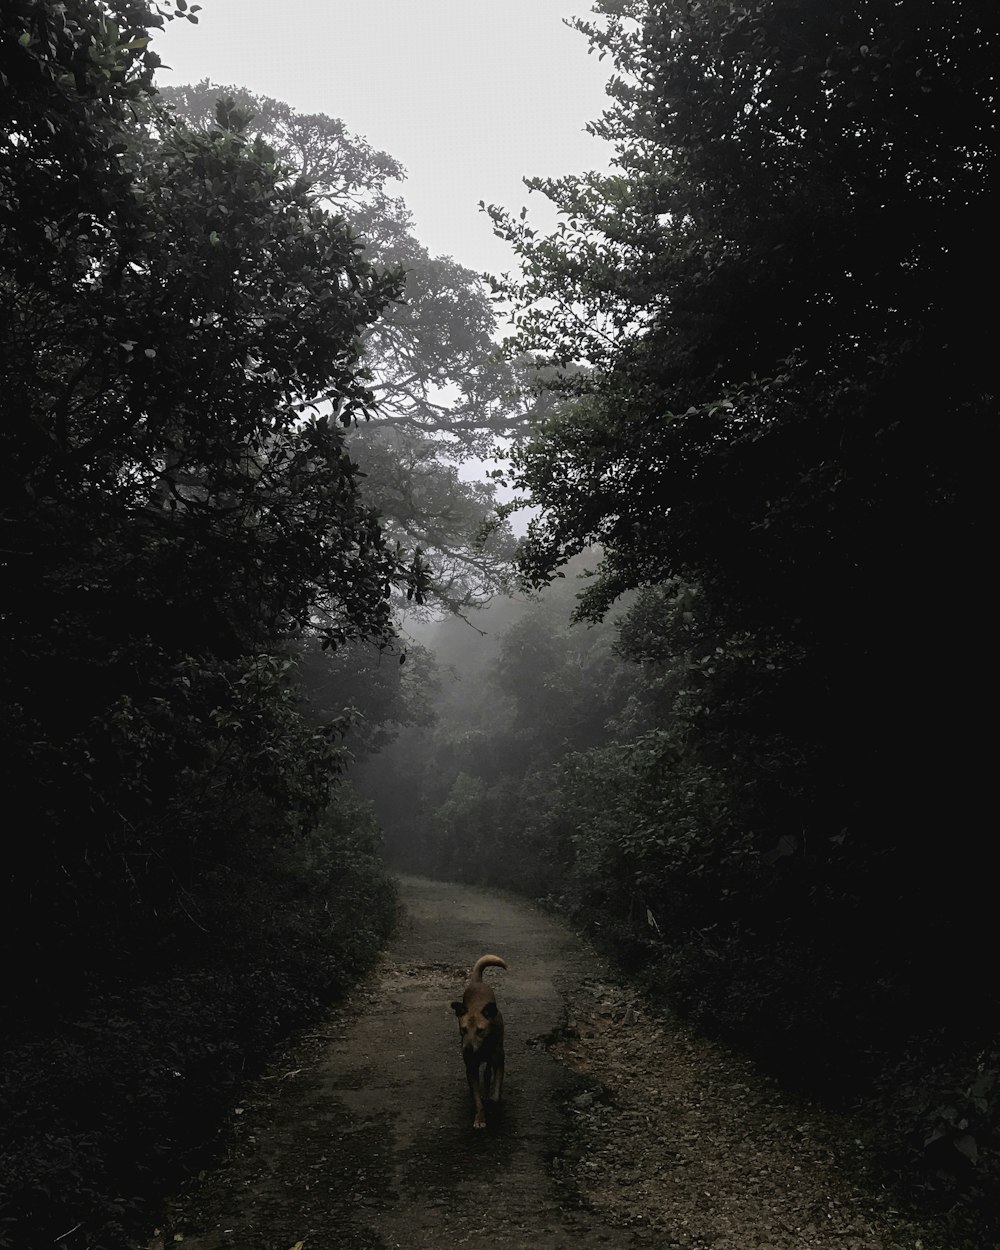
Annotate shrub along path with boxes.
[144,877,957,1250]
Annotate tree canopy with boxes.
[490,0,991,602]
[158,78,525,613]
[489,0,992,857]
[1,0,431,1010]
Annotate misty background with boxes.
[1,2,993,1247]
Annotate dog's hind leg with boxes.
[466,1061,487,1129]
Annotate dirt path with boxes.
[146,877,940,1250]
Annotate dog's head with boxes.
[451,998,498,1057]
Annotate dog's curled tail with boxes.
[470,954,507,982]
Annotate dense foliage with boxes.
[378,0,995,1235]
[0,2,425,1244]
[158,78,523,614]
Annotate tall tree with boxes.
[486,0,995,1099]
[488,0,992,821]
[158,79,525,612]
[1,1,428,1003]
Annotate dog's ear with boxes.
[451,1000,464,1016]
[482,1001,498,1020]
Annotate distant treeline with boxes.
[370,0,995,1241]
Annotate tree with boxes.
[1,0,196,276]
[0,1,428,1004]
[157,79,526,612]
[482,0,996,1204]
[488,0,992,890]
[492,0,991,581]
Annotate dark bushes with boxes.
[0,789,397,1250]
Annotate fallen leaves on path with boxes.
[546,978,938,1250]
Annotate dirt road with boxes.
[147,877,941,1250]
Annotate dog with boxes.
[450,954,507,1129]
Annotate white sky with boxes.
[152,0,615,279]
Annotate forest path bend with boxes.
[147,876,933,1250]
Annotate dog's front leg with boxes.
[488,1046,504,1103]
[466,1060,487,1129]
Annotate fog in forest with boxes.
[3,3,993,1246]
[351,554,626,885]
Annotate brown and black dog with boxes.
[450,954,507,1129]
